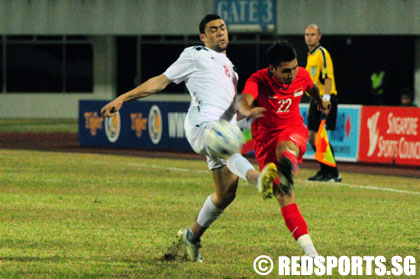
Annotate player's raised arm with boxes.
[238,93,266,119]
[101,74,172,117]
[306,83,330,114]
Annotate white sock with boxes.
[196,196,224,228]
[297,234,319,256]
[227,153,255,181]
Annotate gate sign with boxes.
[215,0,276,32]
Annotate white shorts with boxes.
[184,117,226,170]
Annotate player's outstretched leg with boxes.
[177,228,203,263]
[176,168,237,263]
[257,162,278,200]
[227,153,277,199]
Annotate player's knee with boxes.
[274,187,295,205]
[276,141,299,161]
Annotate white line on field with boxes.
[121,162,420,195]
[125,163,209,174]
[295,179,420,195]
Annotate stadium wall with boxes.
[0,0,419,35]
[0,36,116,118]
[0,0,419,118]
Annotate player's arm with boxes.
[238,93,266,119]
[307,83,330,114]
[321,50,334,101]
[101,74,171,117]
[324,78,332,98]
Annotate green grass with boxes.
[0,149,419,278]
[0,119,77,133]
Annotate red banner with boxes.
[359,106,420,166]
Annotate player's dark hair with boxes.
[267,41,297,67]
[199,14,221,34]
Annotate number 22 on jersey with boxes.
[276,98,292,113]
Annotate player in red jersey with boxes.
[238,41,329,257]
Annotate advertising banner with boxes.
[301,104,361,162]
[358,106,420,166]
[79,100,193,152]
[80,101,364,163]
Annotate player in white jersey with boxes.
[101,14,277,263]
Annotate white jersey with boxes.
[163,46,238,126]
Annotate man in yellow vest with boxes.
[304,24,341,182]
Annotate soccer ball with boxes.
[205,120,244,157]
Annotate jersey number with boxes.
[276,98,292,113]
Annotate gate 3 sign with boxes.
[215,0,276,32]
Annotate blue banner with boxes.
[79,100,193,152]
[300,104,361,162]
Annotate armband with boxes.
[322,94,331,102]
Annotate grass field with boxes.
[0,119,77,133]
[0,148,419,278]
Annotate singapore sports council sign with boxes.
[215,0,276,32]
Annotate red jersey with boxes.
[242,67,313,141]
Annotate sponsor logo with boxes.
[310,66,317,77]
[345,116,351,139]
[367,111,380,157]
[330,112,347,142]
[84,112,103,136]
[130,113,148,137]
[148,105,163,144]
[104,111,121,143]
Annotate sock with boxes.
[320,162,327,175]
[187,228,201,244]
[297,234,318,256]
[196,195,224,228]
[227,153,255,181]
[328,145,339,177]
[281,203,309,240]
[281,150,299,173]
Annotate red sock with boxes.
[281,150,299,173]
[281,203,309,240]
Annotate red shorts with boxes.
[253,125,308,171]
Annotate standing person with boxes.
[304,24,342,182]
[238,41,329,257]
[101,14,277,263]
